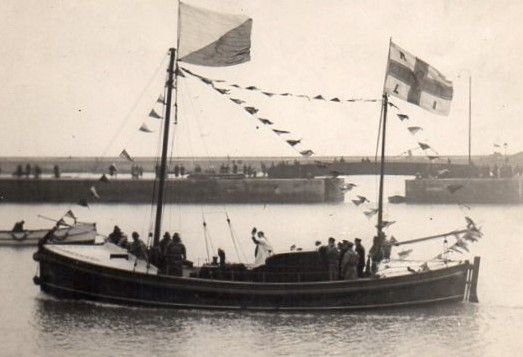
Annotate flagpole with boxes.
[468,74,472,166]
[377,38,392,238]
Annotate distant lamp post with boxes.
[457,70,472,166]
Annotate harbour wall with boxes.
[405,178,523,204]
[0,177,344,204]
[268,161,474,178]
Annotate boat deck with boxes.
[46,243,157,274]
[45,243,460,281]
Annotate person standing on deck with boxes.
[354,238,366,278]
[165,233,186,276]
[338,240,349,279]
[251,227,273,267]
[341,241,359,280]
[369,233,385,276]
[128,232,148,260]
[325,237,339,280]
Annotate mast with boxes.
[376,38,392,238]
[153,0,182,247]
[377,93,388,237]
[468,75,472,166]
[153,47,177,247]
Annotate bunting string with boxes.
[180,67,379,104]
[179,67,316,157]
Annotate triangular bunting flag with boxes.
[139,123,153,133]
[156,95,165,104]
[149,109,163,119]
[397,114,409,121]
[244,106,258,115]
[286,139,301,146]
[330,98,340,102]
[407,126,422,135]
[246,86,258,90]
[262,92,275,97]
[388,102,399,109]
[258,118,273,125]
[214,87,230,95]
[99,174,110,183]
[229,98,245,105]
[119,149,134,162]
[313,95,324,100]
[418,142,430,150]
[64,210,77,221]
[273,129,290,135]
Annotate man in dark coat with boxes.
[325,237,339,281]
[128,232,148,260]
[354,238,366,278]
[165,233,186,276]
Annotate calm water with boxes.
[1,176,522,356]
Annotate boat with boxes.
[33,2,481,311]
[388,194,406,204]
[0,222,96,247]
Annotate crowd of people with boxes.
[107,226,187,276]
[315,237,367,280]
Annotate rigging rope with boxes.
[225,212,247,263]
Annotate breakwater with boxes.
[267,161,474,178]
[0,177,344,204]
[405,177,523,204]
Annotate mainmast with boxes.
[153,1,182,247]
[153,47,178,247]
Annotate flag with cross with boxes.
[384,41,453,115]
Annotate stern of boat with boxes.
[465,256,481,303]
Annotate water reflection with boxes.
[34,297,483,356]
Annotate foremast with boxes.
[153,47,178,247]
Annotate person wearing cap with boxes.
[325,237,339,280]
[354,238,366,278]
[165,232,186,276]
[107,225,124,245]
[341,241,359,280]
[338,240,349,279]
[128,232,148,260]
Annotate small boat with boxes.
[388,194,406,204]
[0,222,97,247]
[34,2,481,311]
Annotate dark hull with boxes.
[34,246,478,311]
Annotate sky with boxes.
[0,0,522,158]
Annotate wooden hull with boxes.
[0,223,96,247]
[34,244,478,311]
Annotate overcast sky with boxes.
[1,0,521,157]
